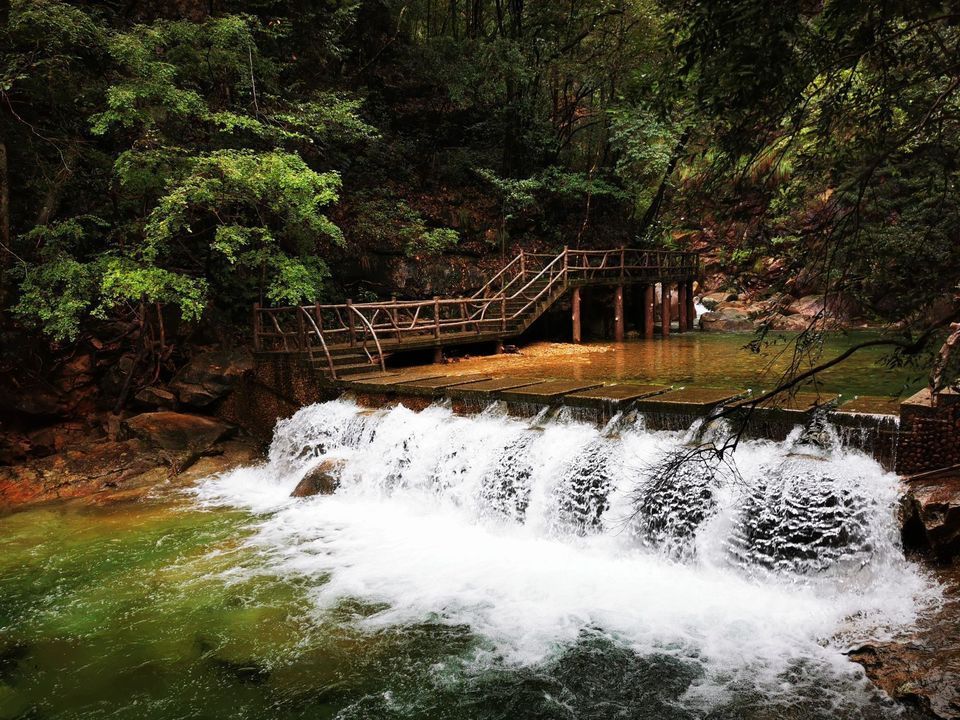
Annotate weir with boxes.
[196,397,937,717]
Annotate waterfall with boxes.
[196,398,937,715]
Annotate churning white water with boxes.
[196,398,937,715]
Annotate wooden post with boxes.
[501,294,506,331]
[686,280,697,331]
[297,305,306,350]
[614,285,624,342]
[619,246,625,280]
[391,295,400,342]
[644,284,654,340]
[661,282,671,338]
[252,303,261,351]
[571,286,581,344]
[433,347,443,364]
[434,296,441,338]
[346,299,356,347]
[677,282,688,334]
[519,249,525,279]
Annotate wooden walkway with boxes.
[253,247,699,379]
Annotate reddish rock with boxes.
[291,459,343,498]
[699,308,755,332]
[901,474,960,562]
[123,412,234,452]
[170,349,253,407]
[849,566,960,719]
[135,386,178,409]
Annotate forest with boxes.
[1,0,959,409]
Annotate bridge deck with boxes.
[253,246,699,379]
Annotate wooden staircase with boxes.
[254,246,699,379]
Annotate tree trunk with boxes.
[634,126,691,244]
[0,139,9,307]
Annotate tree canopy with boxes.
[0,0,958,388]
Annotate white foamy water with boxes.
[195,398,938,708]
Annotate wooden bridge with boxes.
[253,246,699,379]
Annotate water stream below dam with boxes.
[0,399,942,719]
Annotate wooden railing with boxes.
[253,247,698,375]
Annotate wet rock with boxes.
[123,412,234,452]
[699,307,755,332]
[0,439,159,510]
[700,291,737,310]
[786,294,825,317]
[291,459,343,497]
[170,349,253,407]
[849,565,960,720]
[766,313,810,332]
[901,475,960,562]
[135,386,178,409]
[0,437,260,512]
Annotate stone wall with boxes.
[896,389,960,475]
[216,354,337,441]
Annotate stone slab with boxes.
[347,372,447,390]
[397,374,493,390]
[563,384,671,408]
[340,371,401,382]
[500,380,605,403]
[444,377,547,397]
[634,387,745,414]
[742,391,840,413]
[834,395,901,417]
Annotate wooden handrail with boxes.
[347,304,387,373]
[300,306,337,378]
[253,247,700,365]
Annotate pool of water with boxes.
[439,332,926,398]
[0,400,938,720]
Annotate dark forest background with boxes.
[1,0,959,417]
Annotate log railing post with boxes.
[677,282,688,334]
[614,284,624,342]
[391,295,400,342]
[571,286,582,343]
[519,249,525,280]
[619,246,625,280]
[434,296,441,338]
[563,245,569,285]
[661,282,671,338]
[346,299,356,347]
[644,284,655,340]
[297,305,306,350]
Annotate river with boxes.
[0,398,939,719]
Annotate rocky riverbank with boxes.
[0,413,260,513]
[849,564,960,720]
[697,289,869,332]
[0,348,262,513]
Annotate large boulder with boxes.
[291,459,344,498]
[699,307,755,333]
[786,294,825,318]
[123,412,234,452]
[170,349,253,408]
[766,314,810,332]
[700,291,738,311]
[901,474,960,562]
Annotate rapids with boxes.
[186,397,938,719]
